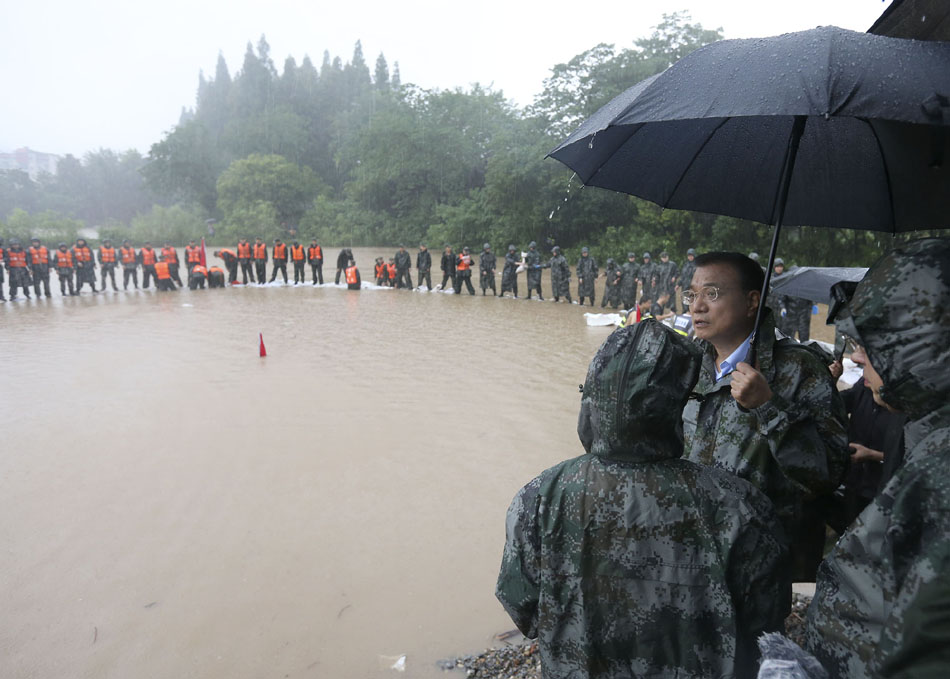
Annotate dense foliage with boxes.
[0,15,909,265]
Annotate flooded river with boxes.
[1,247,618,679]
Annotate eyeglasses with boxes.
[682,285,725,306]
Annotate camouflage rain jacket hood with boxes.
[497,320,790,679]
[806,238,950,678]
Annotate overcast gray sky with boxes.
[1,0,888,157]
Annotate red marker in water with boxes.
[259,332,267,357]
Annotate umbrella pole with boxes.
[748,116,807,365]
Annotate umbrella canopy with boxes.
[550,26,950,233]
[770,266,868,304]
[550,26,950,356]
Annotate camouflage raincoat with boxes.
[497,320,790,679]
[806,238,950,678]
[576,253,598,298]
[683,310,850,581]
[549,252,571,298]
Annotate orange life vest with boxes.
[161,247,178,263]
[219,248,236,259]
[56,250,74,268]
[155,261,171,279]
[253,243,267,259]
[185,245,202,263]
[273,243,287,259]
[74,246,93,263]
[120,246,137,264]
[386,262,397,278]
[457,254,472,271]
[191,265,208,277]
[7,250,27,268]
[237,242,251,259]
[375,263,386,278]
[99,247,116,263]
[208,266,225,276]
[140,248,156,266]
[345,265,359,285]
[291,244,305,261]
[308,245,322,260]
[29,246,49,265]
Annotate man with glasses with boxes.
[681,252,849,583]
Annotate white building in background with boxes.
[0,147,60,179]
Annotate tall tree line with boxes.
[1,16,898,265]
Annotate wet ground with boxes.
[0,247,832,678]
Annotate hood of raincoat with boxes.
[833,238,950,420]
[577,319,702,462]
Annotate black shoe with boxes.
[539,296,544,301]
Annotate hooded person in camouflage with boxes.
[548,246,572,303]
[621,252,640,309]
[501,244,520,298]
[524,241,544,300]
[805,238,950,679]
[682,252,849,583]
[599,257,623,308]
[497,319,790,679]
[576,246,597,306]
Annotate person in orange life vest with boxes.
[53,242,76,296]
[120,239,139,290]
[308,238,324,285]
[139,241,158,289]
[345,258,361,290]
[208,266,226,288]
[214,249,238,284]
[97,238,119,291]
[374,257,387,286]
[252,237,268,284]
[455,246,476,295]
[160,242,182,286]
[386,258,398,287]
[154,260,177,292]
[28,237,52,298]
[5,239,32,299]
[188,264,208,290]
[269,238,288,283]
[72,237,97,293]
[235,238,254,284]
[184,239,203,275]
[290,240,306,285]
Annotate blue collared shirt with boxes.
[715,332,754,382]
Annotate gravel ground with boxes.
[447,594,813,678]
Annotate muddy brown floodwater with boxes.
[0,246,833,678]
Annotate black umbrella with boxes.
[549,26,950,356]
[770,266,868,305]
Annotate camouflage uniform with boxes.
[497,320,790,679]
[599,258,623,308]
[805,238,950,679]
[683,310,850,582]
[621,255,640,309]
[548,248,571,302]
[501,246,519,297]
[653,255,679,309]
[576,251,598,305]
[479,246,496,295]
[524,243,543,299]
[638,255,656,302]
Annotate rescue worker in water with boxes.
[308,239,324,285]
[345,258,361,290]
[290,240,306,285]
[154,260,178,292]
[184,239,203,275]
[73,238,97,293]
[120,240,139,290]
[98,239,119,291]
[161,242,183,287]
[188,264,208,290]
[253,237,268,284]
[214,249,239,284]
[28,237,51,298]
[270,238,288,284]
[53,242,76,296]
[140,242,158,289]
[237,238,254,284]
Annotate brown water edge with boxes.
[0,247,834,679]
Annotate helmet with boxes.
[774,257,785,267]
[582,246,589,254]
[687,248,696,256]
[508,244,516,251]
[483,243,491,250]
[58,242,67,248]
[528,241,537,248]
[749,252,760,261]
[552,246,560,254]
[627,252,636,259]
[660,251,669,257]
[642,252,651,259]
[463,246,470,253]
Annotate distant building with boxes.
[0,147,60,179]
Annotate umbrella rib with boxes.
[664,118,730,206]
[863,119,898,232]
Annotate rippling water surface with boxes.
[2,247,620,678]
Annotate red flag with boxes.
[259,333,267,357]
[199,237,207,268]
